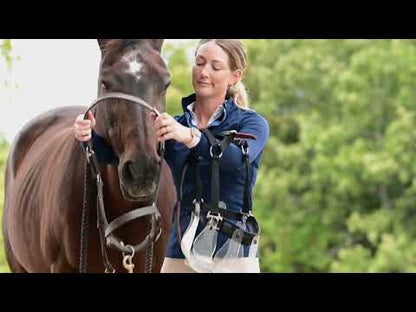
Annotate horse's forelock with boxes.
[101,40,168,88]
[103,40,164,57]
[104,40,143,55]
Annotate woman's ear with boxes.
[231,69,243,85]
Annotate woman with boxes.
[74,39,269,273]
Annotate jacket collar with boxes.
[181,93,238,116]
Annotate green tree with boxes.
[163,40,198,116]
[0,39,13,272]
[0,135,10,272]
[0,39,13,70]
[246,39,416,272]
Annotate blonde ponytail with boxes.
[227,81,249,109]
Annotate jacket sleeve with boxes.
[162,115,183,166]
[190,112,270,168]
[81,130,120,166]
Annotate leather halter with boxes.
[84,92,161,120]
[81,92,164,271]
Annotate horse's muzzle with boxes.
[119,159,159,200]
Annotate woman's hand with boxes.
[154,112,192,145]
[74,111,96,142]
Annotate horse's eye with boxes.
[102,81,110,91]
[164,80,171,90]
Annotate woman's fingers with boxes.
[75,128,92,141]
[75,122,91,129]
[75,134,91,142]
[75,114,90,126]
[155,113,174,129]
[75,130,92,141]
[74,114,93,142]
[87,111,96,128]
[154,113,182,142]
[156,124,175,141]
[158,131,173,142]
[156,125,169,137]
[77,129,92,137]
[75,119,92,128]
[75,113,96,127]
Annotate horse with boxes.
[2,39,176,273]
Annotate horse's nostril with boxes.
[122,162,131,182]
[127,161,142,182]
[122,161,137,183]
[122,157,160,186]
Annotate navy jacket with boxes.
[90,94,270,258]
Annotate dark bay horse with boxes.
[2,39,176,272]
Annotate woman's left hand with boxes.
[154,112,192,144]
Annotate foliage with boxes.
[0,39,13,272]
[0,39,13,70]
[245,39,416,272]
[162,40,198,116]
[0,136,10,272]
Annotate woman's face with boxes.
[192,41,240,100]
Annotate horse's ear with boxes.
[97,39,112,52]
[149,39,164,53]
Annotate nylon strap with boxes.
[241,140,251,214]
[201,129,234,215]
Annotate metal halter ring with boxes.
[209,144,223,159]
[241,143,249,156]
[120,242,136,273]
[85,145,94,163]
[121,242,135,258]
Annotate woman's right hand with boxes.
[74,111,96,142]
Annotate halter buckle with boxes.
[121,243,136,273]
[240,142,249,156]
[85,146,95,164]
[206,211,222,231]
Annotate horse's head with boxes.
[94,39,170,203]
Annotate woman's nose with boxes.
[200,65,209,77]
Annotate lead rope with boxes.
[79,157,93,273]
[144,142,164,273]
[144,218,154,273]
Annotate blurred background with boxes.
[1,39,416,273]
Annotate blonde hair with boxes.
[196,39,249,108]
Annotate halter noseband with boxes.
[83,92,161,119]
